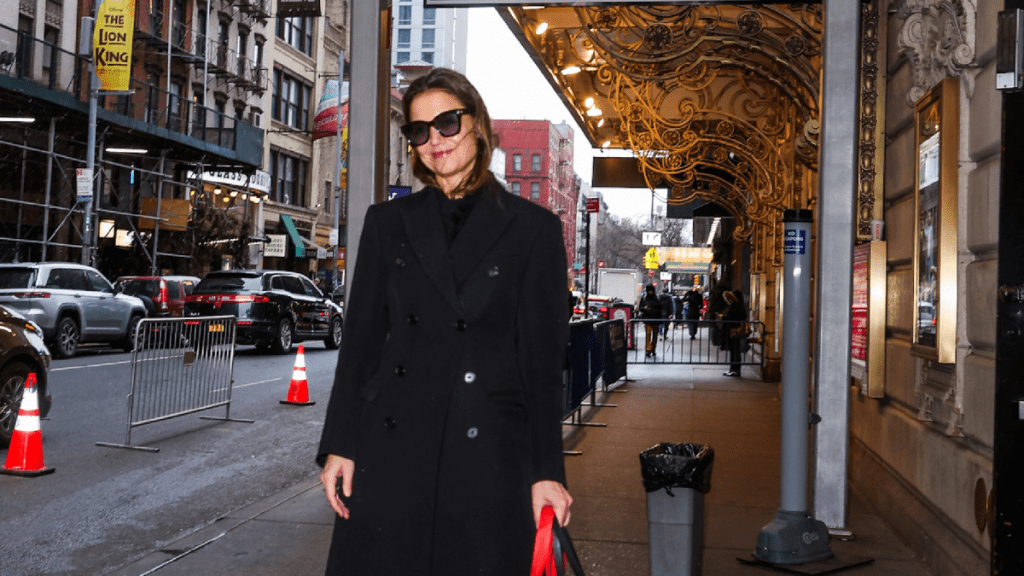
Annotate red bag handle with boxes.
[531,506,560,576]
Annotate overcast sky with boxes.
[464,8,661,223]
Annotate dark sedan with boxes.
[184,270,343,354]
[0,305,51,447]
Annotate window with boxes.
[532,154,541,172]
[270,150,309,206]
[396,52,410,64]
[272,69,310,129]
[277,17,313,57]
[42,25,59,81]
[511,182,520,195]
[397,28,410,50]
[196,8,207,58]
[398,5,411,25]
[84,270,113,292]
[47,269,89,291]
[513,154,522,171]
[423,7,436,25]
[422,52,433,64]
[237,31,248,76]
[531,182,540,200]
[422,28,435,49]
[169,82,184,131]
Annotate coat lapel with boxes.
[398,188,463,313]
[449,182,516,286]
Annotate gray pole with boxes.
[345,0,389,304]
[813,0,859,532]
[333,48,344,285]
[42,117,55,262]
[83,68,98,265]
[754,209,831,565]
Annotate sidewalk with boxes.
[108,364,936,576]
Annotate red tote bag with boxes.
[531,506,585,576]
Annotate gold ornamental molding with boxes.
[505,4,823,244]
[895,0,977,105]
[858,0,886,241]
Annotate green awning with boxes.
[665,262,710,274]
[280,215,306,258]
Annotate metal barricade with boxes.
[96,316,253,452]
[627,319,765,368]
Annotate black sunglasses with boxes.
[401,108,472,147]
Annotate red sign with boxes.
[586,198,600,213]
[597,260,605,268]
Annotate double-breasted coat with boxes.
[317,180,570,575]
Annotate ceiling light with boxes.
[106,147,148,154]
[214,187,222,194]
[598,119,605,128]
[584,97,595,108]
[229,190,238,197]
[535,21,548,35]
[561,66,581,75]
[586,107,603,117]
[0,117,35,123]
[602,141,611,148]
[707,217,720,245]
[249,195,261,203]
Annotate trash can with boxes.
[640,443,715,576]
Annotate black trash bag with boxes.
[639,442,714,496]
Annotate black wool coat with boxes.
[317,181,570,575]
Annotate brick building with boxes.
[492,119,578,270]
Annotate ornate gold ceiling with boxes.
[501,4,824,242]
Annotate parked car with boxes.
[184,270,344,354]
[114,275,201,317]
[0,263,148,358]
[573,295,622,320]
[0,304,51,447]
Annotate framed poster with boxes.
[911,77,958,363]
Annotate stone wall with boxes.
[849,2,999,575]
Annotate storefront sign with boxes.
[93,0,135,91]
[188,170,271,194]
[265,234,286,257]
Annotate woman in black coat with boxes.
[317,68,572,575]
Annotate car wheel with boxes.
[0,361,31,447]
[122,314,143,352]
[323,315,343,349]
[51,316,80,359]
[271,318,293,355]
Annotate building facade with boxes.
[0,0,265,278]
[390,0,466,74]
[492,119,578,269]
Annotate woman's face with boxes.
[409,89,478,195]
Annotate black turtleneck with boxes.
[437,188,482,248]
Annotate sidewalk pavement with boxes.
[108,363,936,576]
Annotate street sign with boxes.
[644,247,659,269]
[642,232,662,246]
[586,197,600,213]
[329,228,338,246]
[76,168,93,202]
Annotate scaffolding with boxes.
[0,3,266,277]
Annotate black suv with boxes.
[184,270,343,354]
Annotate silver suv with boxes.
[0,263,147,358]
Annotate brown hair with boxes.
[402,68,496,197]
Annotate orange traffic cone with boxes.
[1,373,55,477]
[280,344,315,406]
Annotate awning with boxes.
[280,215,305,258]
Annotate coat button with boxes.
[456,319,466,331]
[384,417,396,429]
[408,314,418,324]
[488,266,499,277]
[467,427,479,438]
[464,371,476,383]
[395,365,406,376]
[396,258,406,267]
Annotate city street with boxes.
[0,342,339,576]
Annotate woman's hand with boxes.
[321,454,355,519]
[531,480,573,527]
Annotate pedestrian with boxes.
[722,289,748,377]
[317,67,572,576]
[684,287,703,339]
[639,284,663,357]
[658,287,674,336]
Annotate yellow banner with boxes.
[93,0,135,91]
